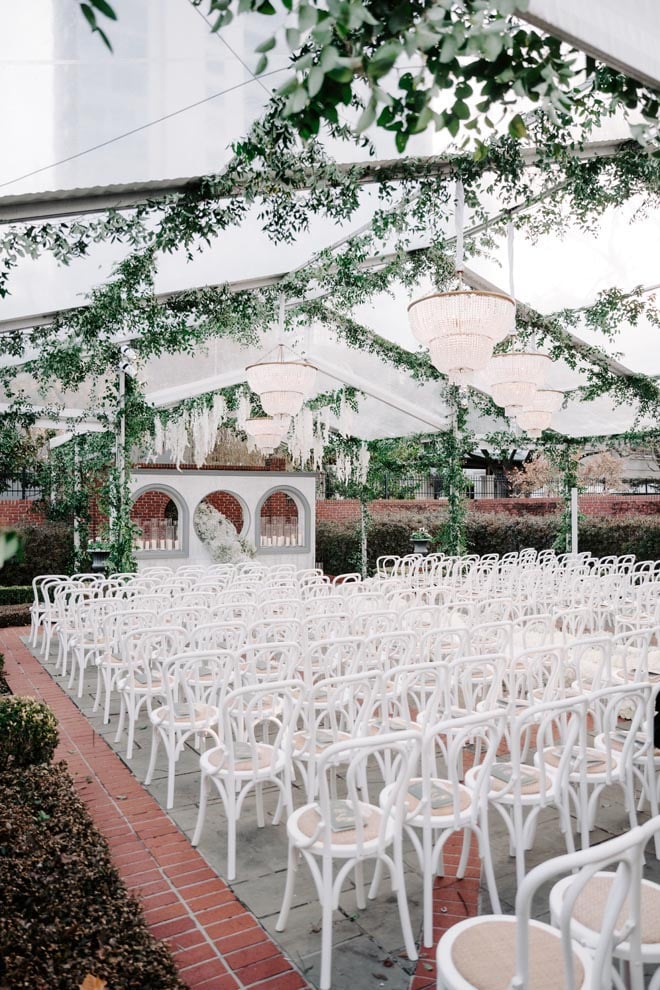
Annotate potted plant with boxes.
[87,535,112,573]
[410,528,432,555]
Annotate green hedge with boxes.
[0,522,73,586]
[0,696,59,770]
[0,586,32,606]
[0,604,30,629]
[0,762,186,990]
[315,511,660,573]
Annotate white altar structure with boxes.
[129,468,317,571]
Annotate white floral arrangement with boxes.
[193,501,255,563]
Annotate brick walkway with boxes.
[1,625,480,990]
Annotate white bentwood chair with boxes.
[276,731,421,990]
[436,814,660,990]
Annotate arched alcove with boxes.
[130,484,189,556]
[256,486,310,551]
[195,490,248,537]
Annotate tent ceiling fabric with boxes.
[0,3,658,445]
[522,0,660,90]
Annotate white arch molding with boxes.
[129,468,317,570]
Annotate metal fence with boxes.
[322,471,660,501]
[0,470,43,501]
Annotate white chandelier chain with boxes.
[454,178,465,281]
[507,219,515,301]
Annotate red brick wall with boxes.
[316,497,660,522]
[202,492,244,532]
[133,460,286,472]
[261,492,298,520]
[0,500,46,526]
[130,490,175,524]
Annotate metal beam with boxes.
[147,354,450,433]
[0,140,629,224]
[146,369,246,408]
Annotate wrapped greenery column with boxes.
[546,440,583,552]
[435,386,471,556]
[105,369,150,574]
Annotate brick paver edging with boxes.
[1,626,481,990]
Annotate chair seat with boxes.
[151,703,218,726]
[550,871,660,958]
[471,762,543,799]
[292,729,352,756]
[204,742,282,775]
[441,916,588,989]
[289,801,386,850]
[382,776,471,821]
[543,745,615,777]
[593,729,660,758]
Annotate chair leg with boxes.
[478,827,501,913]
[319,857,335,990]
[276,844,300,932]
[422,827,434,948]
[255,783,265,828]
[103,669,113,725]
[114,697,126,744]
[457,828,471,879]
[192,773,209,847]
[166,753,176,810]
[144,729,160,786]
[391,843,418,962]
[227,789,238,881]
[77,655,86,699]
[354,860,366,910]
[368,859,384,900]
[92,666,102,713]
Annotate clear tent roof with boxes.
[1,0,659,444]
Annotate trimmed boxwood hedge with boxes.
[0,522,73,586]
[0,603,30,628]
[0,586,33,606]
[315,511,660,574]
[0,761,187,990]
[0,696,59,770]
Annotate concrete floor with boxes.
[29,635,660,990]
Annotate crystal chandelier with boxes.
[487,352,552,415]
[246,298,317,417]
[408,180,515,384]
[409,290,515,384]
[244,415,289,454]
[527,388,564,414]
[515,408,553,437]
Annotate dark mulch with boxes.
[0,761,187,990]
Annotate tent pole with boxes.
[570,487,579,554]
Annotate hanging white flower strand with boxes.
[334,442,370,488]
[356,442,370,486]
[235,391,252,432]
[337,391,353,437]
[164,412,189,469]
[145,414,166,461]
